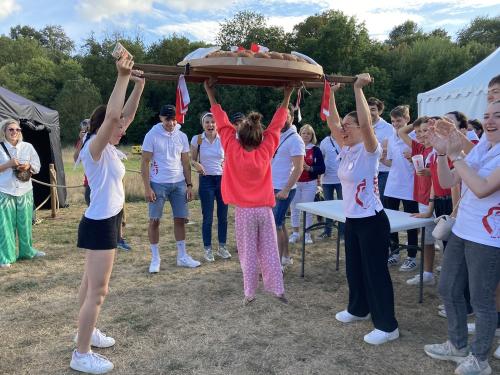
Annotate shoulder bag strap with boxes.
[273,132,294,159]
[197,134,203,162]
[1,142,12,159]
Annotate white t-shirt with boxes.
[373,118,394,172]
[190,133,224,176]
[142,123,190,184]
[452,142,500,248]
[0,141,41,196]
[271,125,305,190]
[81,137,125,220]
[338,142,384,218]
[319,135,341,184]
[384,132,414,201]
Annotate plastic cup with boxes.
[411,154,424,171]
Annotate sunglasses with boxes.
[7,128,21,133]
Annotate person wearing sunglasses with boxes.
[0,119,44,268]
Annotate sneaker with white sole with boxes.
[288,232,299,244]
[34,251,46,258]
[335,310,371,323]
[216,245,231,259]
[281,256,293,267]
[304,233,313,244]
[149,258,160,273]
[494,343,499,360]
[406,273,435,286]
[467,323,500,337]
[204,247,215,262]
[0,263,11,268]
[177,255,201,268]
[363,328,399,345]
[387,253,400,266]
[454,354,492,375]
[400,257,417,272]
[424,340,469,363]
[70,350,114,374]
[74,328,115,348]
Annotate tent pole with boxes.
[49,164,57,218]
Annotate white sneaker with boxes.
[281,256,293,267]
[424,340,468,363]
[399,257,417,272]
[177,255,201,268]
[34,251,46,257]
[74,328,116,348]
[494,343,500,360]
[70,350,114,374]
[363,328,399,345]
[288,232,299,244]
[304,233,313,244]
[216,245,231,259]
[467,323,500,337]
[204,248,215,262]
[149,258,160,273]
[387,253,400,266]
[0,263,11,268]
[406,273,435,286]
[335,310,370,323]
[454,354,492,375]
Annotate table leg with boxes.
[336,221,340,271]
[419,226,426,304]
[301,210,306,278]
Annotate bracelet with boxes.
[186,183,193,187]
[437,154,446,157]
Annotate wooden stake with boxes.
[49,164,57,218]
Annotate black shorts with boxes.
[77,210,123,250]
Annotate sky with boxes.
[0,0,498,50]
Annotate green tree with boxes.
[457,16,500,46]
[216,11,267,48]
[53,77,102,143]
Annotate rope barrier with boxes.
[31,178,84,189]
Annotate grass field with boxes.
[0,148,499,374]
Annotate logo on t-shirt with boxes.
[152,160,159,175]
[482,206,500,239]
[355,179,367,208]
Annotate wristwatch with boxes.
[186,183,193,188]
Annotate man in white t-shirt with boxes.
[271,106,305,267]
[141,104,200,273]
[368,97,393,205]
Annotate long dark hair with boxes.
[83,105,107,146]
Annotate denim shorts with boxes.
[148,181,188,219]
[272,188,296,229]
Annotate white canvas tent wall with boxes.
[417,47,500,120]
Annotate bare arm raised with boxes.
[353,73,377,153]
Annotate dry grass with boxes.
[2,200,499,375]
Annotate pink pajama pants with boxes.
[235,206,285,298]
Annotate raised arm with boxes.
[89,58,133,161]
[265,86,294,136]
[398,123,414,148]
[326,83,344,147]
[204,80,236,145]
[353,73,378,153]
[121,70,145,130]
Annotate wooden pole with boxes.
[49,164,57,218]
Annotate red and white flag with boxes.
[176,75,190,124]
[320,79,331,121]
[250,43,269,53]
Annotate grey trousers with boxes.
[438,233,500,360]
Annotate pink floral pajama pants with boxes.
[235,206,285,298]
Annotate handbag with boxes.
[431,190,466,241]
[1,142,33,182]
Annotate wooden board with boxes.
[185,57,324,81]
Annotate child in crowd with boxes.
[204,80,293,304]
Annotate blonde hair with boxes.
[299,124,317,145]
[0,118,23,142]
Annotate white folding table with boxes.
[295,200,436,303]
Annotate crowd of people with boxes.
[0,55,498,375]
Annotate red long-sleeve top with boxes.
[211,104,287,208]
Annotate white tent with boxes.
[417,47,500,120]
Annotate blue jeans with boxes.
[378,171,389,207]
[198,175,228,248]
[272,189,296,229]
[322,183,344,236]
[438,233,500,361]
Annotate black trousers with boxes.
[385,196,419,257]
[345,210,398,332]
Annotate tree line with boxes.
[0,11,498,145]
